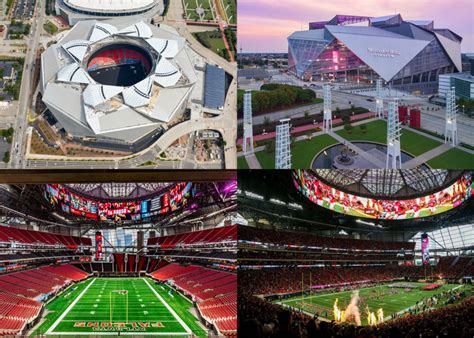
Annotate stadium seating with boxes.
[0,225,92,247]
[149,263,237,335]
[240,226,415,252]
[0,264,89,298]
[87,48,151,72]
[148,225,237,248]
[0,292,42,336]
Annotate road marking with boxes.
[143,278,192,334]
[46,278,96,335]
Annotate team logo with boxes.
[74,322,164,331]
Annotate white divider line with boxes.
[142,278,192,335]
[46,278,96,335]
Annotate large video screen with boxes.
[293,170,473,220]
[44,182,194,222]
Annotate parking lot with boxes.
[13,0,35,20]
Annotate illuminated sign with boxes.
[293,170,473,220]
[367,48,400,58]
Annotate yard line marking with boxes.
[143,278,192,334]
[46,278,96,335]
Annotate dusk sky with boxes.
[238,0,474,53]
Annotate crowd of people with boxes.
[240,226,416,252]
[239,295,474,338]
[239,267,410,295]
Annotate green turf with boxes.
[336,120,387,144]
[427,148,474,169]
[277,283,465,326]
[237,156,249,169]
[222,0,236,24]
[31,278,206,336]
[255,134,339,169]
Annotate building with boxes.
[439,72,474,100]
[39,19,197,151]
[288,14,462,94]
[56,0,164,25]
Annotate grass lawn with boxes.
[237,156,249,169]
[277,283,465,326]
[31,278,205,336]
[336,120,387,143]
[222,0,236,24]
[184,0,214,21]
[193,31,226,58]
[255,134,338,169]
[427,148,474,169]
[336,120,441,156]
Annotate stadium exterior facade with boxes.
[39,19,196,151]
[288,14,462,94]
[56,0,164,25]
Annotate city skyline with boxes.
[238,0,474,53]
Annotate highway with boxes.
[9,0,45,169]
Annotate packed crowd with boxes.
[240,227,415,252]
[239,295,474,338]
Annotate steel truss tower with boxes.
[275,119,291,169]
[445,87,458,147]
[322,84,332,131]
[242,90,254,154]
[386,99,402,169]
[375,79,384,118]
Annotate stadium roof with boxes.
[40,19,195,142]
[66,183,172,199]
[204,65,226,109]
[290,13,462,81]
[66,0,155,11]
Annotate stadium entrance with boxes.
[87,42,153,86]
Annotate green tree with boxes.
[360,124,367,133]
[2,151,9,163]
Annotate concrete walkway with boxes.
[401,125,474,155]
[237,112,376,145]
[403,144,452,168]
[245,153,262,169]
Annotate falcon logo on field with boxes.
[112,290,128,295]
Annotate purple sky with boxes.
[238,0,474,53]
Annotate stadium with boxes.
[0,175,237,336]
[288,14,462,93]
[56,0,164,25]
[238,169,473,337]
[38,19,230,153]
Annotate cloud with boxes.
[238,0,474,52]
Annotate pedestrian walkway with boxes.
[237,112,375,145]
[245,153,262,169]
[403,144,452,168]
[402,125,474,155]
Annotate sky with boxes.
[238,0,474,53]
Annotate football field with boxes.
[276,282,466,326]
[32,277,207,336]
